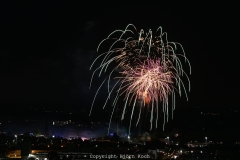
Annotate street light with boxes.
[205,137,207,143]
[15,135,17,144]
[166,137,170,145]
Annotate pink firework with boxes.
[117,58,177,131]
[120,58,175,105]
[89,24,191,134]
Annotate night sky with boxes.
[0,1,239,114]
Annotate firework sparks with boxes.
[117,58,177,131]
[89,24,191,134]
[119,58,174,106]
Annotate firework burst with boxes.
[117,58,178,131]
[89,24,191,134]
